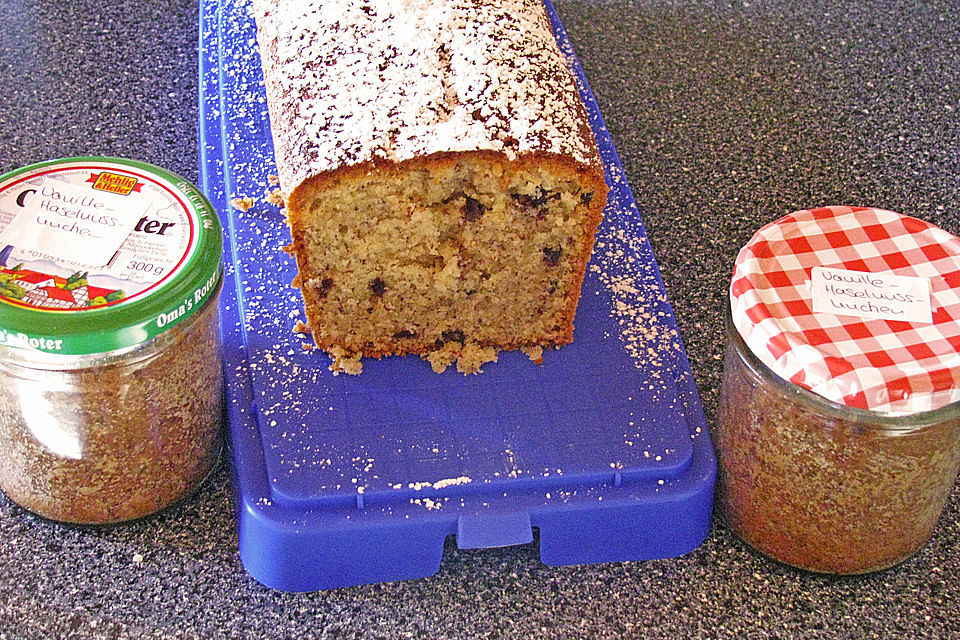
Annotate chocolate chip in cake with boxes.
[542,247,562,266]
[443,330,465,343]
[394,330,416,339]
[513,187,560,210]
[436,330,465,348]
[318,277,333,298]
[580,191,594,205]
[370,277,386,296]
[462,196,485,222]
[512,193,535,209]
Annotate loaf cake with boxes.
[253,0,608,374]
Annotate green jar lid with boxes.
[0,157,223,356]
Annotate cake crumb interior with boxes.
[292,157,600,373]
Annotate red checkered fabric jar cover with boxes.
[730,206,960,415]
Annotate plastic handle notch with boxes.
[456,512,533,549]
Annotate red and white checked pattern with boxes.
[731,206,960,415]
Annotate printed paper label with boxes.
[811,266,933,324]
[0,178,148,269]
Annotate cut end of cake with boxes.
[328,339,499,376]
[425,341,500,375]
[286,153,605,374]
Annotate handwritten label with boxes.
[811,266,933,324]
[0,178,148,269]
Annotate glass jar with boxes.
[718,301,960,574]
[0,157,224,525]
[719,205,960,574]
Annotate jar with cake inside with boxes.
[0,281,224,526]
[0,156,225,526]
[717,303,960,574]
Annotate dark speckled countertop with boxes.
[2,1,960,638]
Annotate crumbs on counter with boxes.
[265,187,285,207]
[292,320,310,334]
[230,196,257,212]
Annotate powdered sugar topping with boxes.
[252,0,601,193]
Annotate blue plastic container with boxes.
[199,0,716,591]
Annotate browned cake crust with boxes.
[253,0,608,373]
